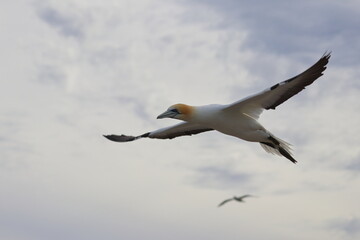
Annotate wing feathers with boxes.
[264,52,331,109]
[150,127,213,139]
[218,198,233,207]
[103,133,150,142]
[224,52,331,118]
[104,122,213,142]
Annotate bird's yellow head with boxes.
[157,103,194,121]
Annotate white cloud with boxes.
[1,0,360,239]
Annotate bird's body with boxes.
[104,53,331,163]
[174,103,269,145]
[189,104,266,142]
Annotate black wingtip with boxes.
[103,134,137,142]
[323,51,332,58]
[278,147,297,164]
[320,51,331,65]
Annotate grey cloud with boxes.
[36,5,86,39]
[88,47,128,66]
[346,155,360,172]
[328,217,360,236]
[37,65,66,86]
[116,96,153,122]
[0,214,108,240]
[185,0,360,65]
[192,165,253,190]
[0,117,33,171]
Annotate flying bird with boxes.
[218,195,255,207]
[104,53,331,163]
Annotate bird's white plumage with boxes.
[104,53,331,163]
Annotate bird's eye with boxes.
[170,108,180,114]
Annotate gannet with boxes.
[218,194,255,207]
[104,53,331,163]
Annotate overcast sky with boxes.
[1,0,360,239]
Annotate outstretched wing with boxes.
[224,52,331,119]
[238,194,254,201]
[104,122,214,142]
[218,198,234,207]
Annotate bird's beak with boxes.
[157,110,177,119]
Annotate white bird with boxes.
[218,194,255,207]
[104,53,331,163]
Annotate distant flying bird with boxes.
[104,53,331,163]
[218,195,255,207]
